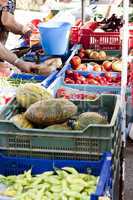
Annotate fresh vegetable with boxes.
[0,167,98,200]
[93,64,102,72]
[56,87,97,100]
[37,58,62,75]
[64,71,122,86]
[7,78,40,87]
[102,61,112,71]
[25,98,78,126]
[68,112,108,130]
[71,56,81,68]
[100,14,123,32]
[44,123,71,130]
[10,114,33,129]
[16,83,52,108]
[78,49,108,60]
[111,60,122,72]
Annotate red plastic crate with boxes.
[70,20,82,45]
[129,23,133,49]
[80,32,121,50]
[80,21,121,50]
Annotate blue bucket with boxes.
[38,22,71,56]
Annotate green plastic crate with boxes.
[0,94,121,160]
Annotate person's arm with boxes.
[0,42,36,73]
[0,42,58,75]
[1,10,34,35]
[0,42,18,64]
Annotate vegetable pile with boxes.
[0,167,98,200]
[8,83,108,130]
[8,78,40,87]
[100,14,123,32]
[65,70,122,86]
[56,87,97,100]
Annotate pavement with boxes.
[125,139,133,200]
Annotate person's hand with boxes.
[14,59,38,73]
[22,23,35,35]
[18,62,38,74]
[36,64,57,76]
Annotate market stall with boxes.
[0,0,132,199]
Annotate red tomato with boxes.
[87,74,95,79]
[93,65,102,72]
[87,79,99,85]
[79,75,86,82]
[79,52,85,59]
[105,72,112,79]
[95,76,102,83]
[80,48,85,53]
[73,72,80,80]
[71,56,81,66]
[76,80,82,84]
[82,80,88,84]
[65,78,75,84]
[66,70,73,77]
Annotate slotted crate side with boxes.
[80,33,121,50]
[0,150,101,161]
[0,153,112,200]
[0,131,114,151]
[0,116,121,161]
[0,94,121,161]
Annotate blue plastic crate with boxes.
[57,63,121,78]
[51,64,131,95]
[10,73,47,82]
[57,44,80,77]
[23,53,52,63]
[0,153,111,200]
[10,69,58,88]
[41,70,58,88]
[57,46,122,77]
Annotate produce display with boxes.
[10,114,33,129]
[8,83,109,130]
[56,87,97,100]
[78,48,121,61]
[45,123,71,130]
[7,78,40,86]
[99,14,123,32]
[0,58,62,77]
[67,112,108,130]
[16,83,53,108]
[70,52,122,72]
[81,14,123,33]
[65,70,121,86]
[36,58,62,76]
[25,98,78,126]
[0,167,98,200]
[77,49,108,60]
